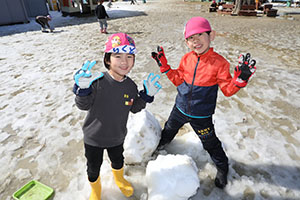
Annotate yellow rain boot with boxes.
[112,167,134,197]
[89,176,101,200]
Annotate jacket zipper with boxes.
[187,57,200,115]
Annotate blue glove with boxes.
[139,73,162,103]
[143,73,162,96]
[74,60,103,89]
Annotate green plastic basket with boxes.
[13,180,54,200]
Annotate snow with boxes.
[146,154,200,200]
[124,110,161,164]
[1,0,300,200]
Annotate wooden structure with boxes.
[263,4,278,17]
[238,4,257,16]
[216,1,278,17]
[216,3,257,16]
[47,0,60,11]
[61,0,98,16]
[217,4,235,15]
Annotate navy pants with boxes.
[35,18,46,28]
[84,143,124,182]
[159,106,228,173]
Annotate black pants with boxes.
[35,19,46,28]
[159,106,228,173]
[84,143,124,182]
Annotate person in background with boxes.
[151,16,256,189]
[35,15,54,33]
[73,33,161,200]
[255,0,261,10]
[56,0,61,12]
[211,0,217,7]
[107,0,112,8]
[130,0,138,5]
[95,0,109,34]
[209,0,218,12]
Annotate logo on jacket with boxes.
[124,94,133,106]
[197,127,211,135]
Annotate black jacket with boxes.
[95,4,109,19]
[75,72,146,148]
[35,16,51,28]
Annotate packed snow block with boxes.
[165,131,208,163]
[146,154,200,200]
[124,110,162,164]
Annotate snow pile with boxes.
[124,110,162,164]
[165,131,209,164]
[146,154,200,200]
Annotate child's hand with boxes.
[143,73,162,96]
[139,73,162,103]
[233,53,256,88]
[74,60,104,89]
[151,46,171,73]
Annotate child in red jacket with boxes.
[152,16,256,189]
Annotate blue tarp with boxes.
[0,0,29,25]
[0,0,48,26]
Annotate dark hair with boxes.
[103,53,111,69]
[103,53,136,70]
[206,31,211,35]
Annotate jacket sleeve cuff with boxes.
[232,79,247,88]
[73,84,92,96]
[139,90,154,103]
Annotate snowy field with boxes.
[0,0,300,199]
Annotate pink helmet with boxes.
[184,17,211,39]
[105,33,137,54]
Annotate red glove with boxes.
[233,53,256,88]
[151,46,171,73]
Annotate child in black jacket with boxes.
[95,0,109,33]
[73,33,161,200]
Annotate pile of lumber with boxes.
[217,4,235,15]
[263,4,278,17]
[238,5,257,16]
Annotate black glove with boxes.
[151,46,171,73]
[233,53,256,88]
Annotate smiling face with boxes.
[107,53,135,81]
[185,31,215,55]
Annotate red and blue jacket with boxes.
[166,48,240,118]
